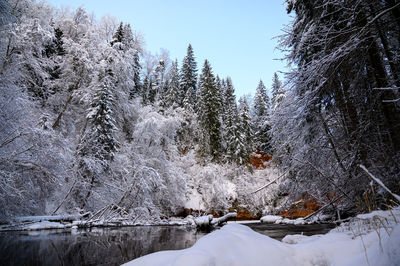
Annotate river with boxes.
[0,223,334,266]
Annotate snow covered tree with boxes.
[149,59,166,104]
[253,80,271,153]
[239,96,254,157]
[141,75,151,105]
[271,72,285,109]
[222,77,245,163]
[270,0,400,213]
[130,51,141,98]
[78,61,117,164]
[180,44,197,108]
[110,22,124,47]
[198,60,222,161]
[163,59,180,108]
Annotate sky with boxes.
[46,0,291,97]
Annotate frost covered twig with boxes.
[359,165,400,203]
[250,171,287,194]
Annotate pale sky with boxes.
[47,0,291,97]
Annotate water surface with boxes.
[0,223,335,266]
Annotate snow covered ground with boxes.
[123,207,400,266]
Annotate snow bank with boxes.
[260,215,282,223]
[123,224,295,266]
[124,208,400,266]
[281,234,308,244]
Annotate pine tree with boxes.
[78,62,117,164]
[122,23,134,48]
[271,72,285,109]
[239,96,254,157]
[163,59,180,108]
[198,60,221,161]
[142,75,151,105]
[130,51,141,99]
[180,44,197,108]
[254,80,269,117]
[54,27,65,56]
[253,79,271,153]
[110,22,123,47]
[223,77,246,163]
[149,59,166,104]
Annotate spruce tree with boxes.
[239,96,254,157]
[142,75,151,105]
[110,22,124,46]
[271,72,285,109]
[163,59,180,108]
[150,59,166,104]
[198,60,221,161]
[130,51,141,99]
[54,27,65,56]
[180,44,197,108]
[253,79,271,153]
[78,63,117,164]
[223,77,245,163]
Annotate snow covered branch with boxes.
[359,165,400,203]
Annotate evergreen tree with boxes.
[271,72,285,109]
[122,23,134,48]
[45,27,65,57]
[180,44,197,108]
[163,59,180,108]
[198,60,222,161]
[142,75,151,105]
[54,27,65,56]
[223,77,246,163]
[253,80,271,153]
[239,96,254,157]
[254,80,269,117]
[130,51,141,99]
[149,59,166,104]
[78,62,117,164]
[110,22,123,47]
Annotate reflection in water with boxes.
[246,223,335,240]
[0,223,335,266]
[0,226,206,266]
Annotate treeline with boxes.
[0,0,284,219]
[271,0,400,215]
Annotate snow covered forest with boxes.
[0,0,400,226]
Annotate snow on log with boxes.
[211,212,237,226]
[260,215,282,223]
[24,221,66,230]
[194,215,213,228]
[15,214,83,223]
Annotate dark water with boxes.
[247,222,335,240]
[0,223,335,266]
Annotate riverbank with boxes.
[124,207,400,266]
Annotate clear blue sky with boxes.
[47,0,291,97]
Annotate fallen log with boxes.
[211,212,237,226]
[194,215,213,228]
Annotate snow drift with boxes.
[124,208,400,266]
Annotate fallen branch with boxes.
[211,212,237,226]
[359,165,400,203]
[250,170,288,194]
[52,180,77,214]
[304,195,343,221]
